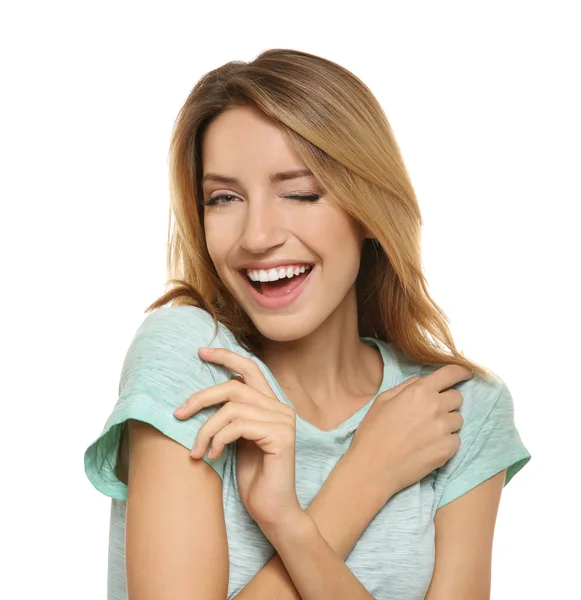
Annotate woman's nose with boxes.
[239,201,287,254]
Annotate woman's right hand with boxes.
[347,364,473,498]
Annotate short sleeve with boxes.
[435,377,532,511]
[84,305,236,501]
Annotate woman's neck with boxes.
[258,288,383,409]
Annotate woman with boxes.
[84,48,531,599]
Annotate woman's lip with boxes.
[239,265,316,309]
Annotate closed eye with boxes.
[289,194,320,202]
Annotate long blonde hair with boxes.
[146,48,498,381]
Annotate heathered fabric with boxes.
[84,305,532,599]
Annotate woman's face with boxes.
[201,104,367,342]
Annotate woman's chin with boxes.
[251,316,317,344]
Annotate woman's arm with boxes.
[233,452,394,599]
[125,418,391,599]
[125,419,229,600]
[261,512,376,600]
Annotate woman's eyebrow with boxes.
[202,169,313,185]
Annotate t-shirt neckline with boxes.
[250,337,396,437]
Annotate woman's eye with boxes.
[287,194,320,202]
[202,194,238,207]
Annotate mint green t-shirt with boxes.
[84,305,531,599]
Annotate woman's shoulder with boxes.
[139,304,217,334]
[419,362,505,421]
[117,305,242,393]
[136,305,239,351]
[375,339,506,420]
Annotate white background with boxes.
[1,1,578,598]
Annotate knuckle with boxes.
[250,361,262,376]
[449,387,463,401]
[409,382,425,401]
[226,378,239,391]
[212,429,224,447]
[438,418,450,436]
[446,433,460,454]
[219,401,235,418]
[226,379,245,397]
[282,404,296,418]
[283,422,296,441]
[214,422,236,445]
[452,432,461,451]
[448,388,461,399]
[235,418,249,432]
[185,396,199,411]
[233,358,260,382]
[454,410,464,429]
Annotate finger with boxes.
[445,409,464,433]
[207,419,294,460]
[192,402,289,458]
[198,347,275,398]
[439,388,464,412]
[423,364,474,393]
[175,379,280,419]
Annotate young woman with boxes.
[84,48,531,599]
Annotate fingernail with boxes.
[199,347,214,354]
[174,405,187,417]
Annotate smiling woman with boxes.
[83,48,531,600]
[198,104,372,336]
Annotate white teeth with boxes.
[246,264,312,282]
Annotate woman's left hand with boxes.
[173,347,303,532]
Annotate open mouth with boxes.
[244,264,314,297]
